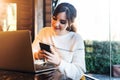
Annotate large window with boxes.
[55,0,120,79]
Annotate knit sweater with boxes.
[32,27,86,80]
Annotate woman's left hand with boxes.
[43,47,61,66]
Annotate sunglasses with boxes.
[52,17,67,24]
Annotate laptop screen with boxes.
[0,30,35,72]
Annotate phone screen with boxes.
[39,43,51,53]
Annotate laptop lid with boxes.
[0,30,56,73]
[0,30,35,73]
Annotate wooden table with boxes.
[0,69,72,80]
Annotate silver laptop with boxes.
[0,30,56,73]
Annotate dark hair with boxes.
[53,3,77,32]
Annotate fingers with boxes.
[42,50,54,62]
[34,52,39,60]
[34,50,46,60]
[43,50,61,65]
[43,50,53,56]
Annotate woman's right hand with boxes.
[33,50,45,60]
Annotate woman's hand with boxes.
[33,50,45,60]
[43,47,61,66]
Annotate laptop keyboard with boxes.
[34,60,55,70]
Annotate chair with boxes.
[80,74,99,80]
[80,75,86,80]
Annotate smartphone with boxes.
[39,42,51,53]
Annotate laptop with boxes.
[0,30,56,73]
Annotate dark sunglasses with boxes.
[52,17,67,24]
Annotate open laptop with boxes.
[0,30,56,73]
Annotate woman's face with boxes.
[52,12,69,35]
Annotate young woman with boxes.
[32,3,86,80]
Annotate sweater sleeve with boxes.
[58,34,86,80]
[32,32,41,53]
[32,28,45,53]
[32,27,53,53]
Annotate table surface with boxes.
[0,69,72,80]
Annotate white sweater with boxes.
[32,27,86,80]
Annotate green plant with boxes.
[85,40,120,74]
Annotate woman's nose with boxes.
[55,20,60,27]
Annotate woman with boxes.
[32,3,86,80]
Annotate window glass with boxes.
[53,0,120,79]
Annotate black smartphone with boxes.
[39,42,51,53]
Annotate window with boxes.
[0,2,17,31]
[55,0,120,79]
